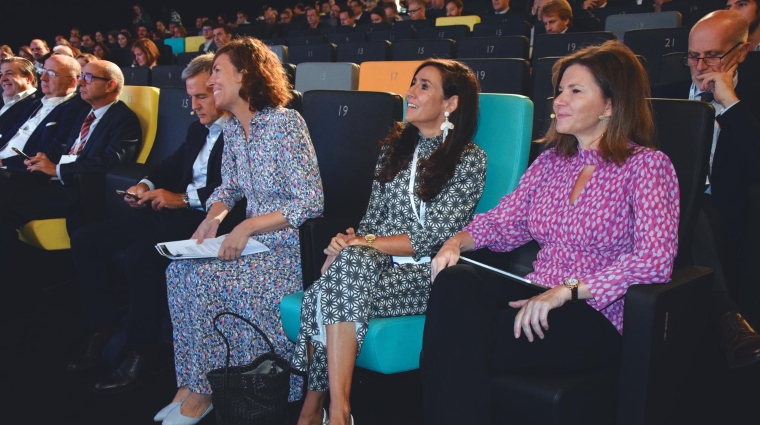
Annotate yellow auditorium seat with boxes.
[358,60,424,97]
[17,86,161,250]
[184,36,206,53]
[436,15,481,31]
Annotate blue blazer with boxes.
[0,90,40,140]
[50,100,142,184]
[1,95,88,171]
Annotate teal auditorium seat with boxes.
[163,38,185,55]
[280,93,534,374]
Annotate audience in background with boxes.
[136,24,150,39]
[92,42,110,60]
[540,0,574,33]
[445,0,464,16]
[29,39,50,73]
[52,45,76,57]
[172,24,187,38]
[408,0,428,20]
[132,4,153,34]
[236,10,250,25]
[69,36,82,50]
[212,25,232,49]
[80,34,94,53]
[351,0,371,24]
[385,3,405,22]
[76,53,98,68]
[306,6,328,28]
[340,6,357,26]
[370,6,387,23]
[17,46,34,61]
[0,45,13,60]
[94,31,105,43]
[131,38,160,68]
[726,0,760,50]
[428,0,445,11]
[199,21,216,53]
[115,31,132,67]
[155,20,170,37]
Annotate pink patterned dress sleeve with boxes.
[463,145,680,333]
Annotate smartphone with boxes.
[12,147,31,160]
[115,189,140,199]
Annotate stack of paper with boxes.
[156,235,269,260]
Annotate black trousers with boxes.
[421,265,622,425]
[69,208,206,348]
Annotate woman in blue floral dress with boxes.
[155,38,323,425]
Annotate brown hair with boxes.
[540,40,655,164]
[131,37,160,67]
[0,57,38,88]
[214,37,292,112]
[376,59,480,201]
[539,0,573,22]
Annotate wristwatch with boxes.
[181,192,190,208]
[364,234,376,248]
[563,278,580,302]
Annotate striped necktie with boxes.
[70,112,96,155]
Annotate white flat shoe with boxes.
[153,402,180,422]
[162,403,213,425]
[322,408,329,425]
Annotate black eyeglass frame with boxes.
[682,42,743,67]
[78,73,112,84]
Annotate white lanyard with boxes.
[408,143,426,228]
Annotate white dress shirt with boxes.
[55,100,116,183]
[0,88,37,117]
[140,117,225,211]
[0,93,75,159]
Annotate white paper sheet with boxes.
[155,235,269,260]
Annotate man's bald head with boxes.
[693,10,749,45]
[79,60,123,108]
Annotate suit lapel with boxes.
[79,102,117,157]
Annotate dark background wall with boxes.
[1,1,292,53]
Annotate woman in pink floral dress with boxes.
[421,41,681,424]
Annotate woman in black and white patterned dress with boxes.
[293,59,488,425]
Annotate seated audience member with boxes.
[422,41,679,424]
[213,25,232,50]
[92,42,110,60]
[652,10,760,367]
[136,23,150,39]
[540,0,574,33]
[306,6,328,28]
[115,31,132,67]
[281,8,294,24]
[131,37,160,68]
[95,31,105,44]
[55,35,70,46]
[107,31,118,45]
[330,4,342,20]
[581,0,608,10]
[76,53,98,68]
[156,37,323,424]
[30,39,51,74]
[294,59,486,425]
[132,4,153,34]
[156,21,171,37]
[727,0,760,50]
[236,10,251,25]
[195,17,204,35]
[69,36,82,50]
[407,0,428,20]
[351,0,371,24]
[340,6,357,26]
[445,0,464,16]
[172,24,188,38]
[0,60,141,247]
[294,3,308,21]
[492,0,511,14]
[370,6,387,23]
[217,13,231,28]
[18,46,34,61]
[199,21,216,53]
[321,1,332,14]
[52,45,75,57]
[266,9,279,24]
[0,55,85,172]
[0,58,39,140]
[71,28,81,39]
[0,45,13,61]
[385,3,405,22]
[67,53,228,394]
[80,34,94,53]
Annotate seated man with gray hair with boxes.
[66,53,229,396]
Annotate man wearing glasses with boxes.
[653,10,760,369]
[407,0,428,20]
[199,20,216,53]
[0,59,140,256]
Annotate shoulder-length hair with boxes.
[376,59,480,202]
[540,40,655,164]
[214,37,292,112]
[131,37,160,66]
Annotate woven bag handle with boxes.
[212,311,277,370]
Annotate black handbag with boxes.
[207,312,291,425]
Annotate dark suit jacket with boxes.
[199,41,217,53]
[51,100,142,185]
[145,120,225,207]
[355,12,372,25]
[1,95,88,171]
[0,90,40,141]
[652,65,760,241]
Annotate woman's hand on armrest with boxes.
[431,232,475,282]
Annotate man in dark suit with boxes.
[351,0,372,24]
[198,20,217,53]
[652,10,760,368]
[539,0,575,33]
[66,54,227,394]
[0,58,39,140]
[0,55,87,172]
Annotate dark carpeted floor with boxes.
[3,247,758,425]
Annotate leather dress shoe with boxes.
[66,331,110,374]
[719,312,760,368]
[163,403,213,425]
[93,349,153,394]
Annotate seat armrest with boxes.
[299,216,361,290]
[617,265,714,425]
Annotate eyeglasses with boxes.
[42,69,73,78]
[683,42,742,67]
[78,73,112,84]
[408,7,423,13]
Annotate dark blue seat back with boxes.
[337,41,392,63]
[392,39,456,60]
[457,36,529,60]
[151,65,186,89]
[121,67,150,86]
[461,59,530,95]
[288,44,337,64]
